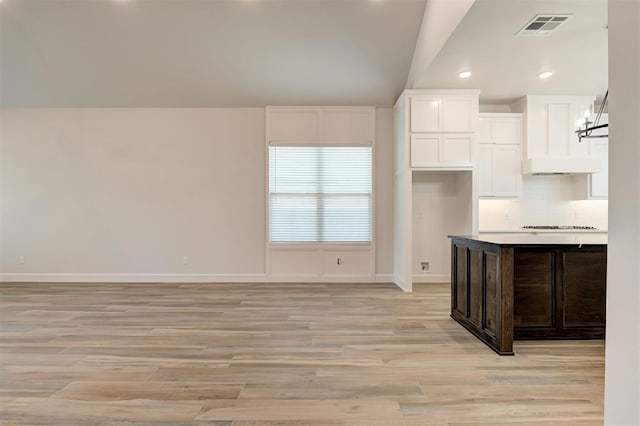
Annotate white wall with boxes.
[0,107,394,282]
[412,171,473,282]
[479,175,608,231]
[375,108,394,277]
[605,1,640,424]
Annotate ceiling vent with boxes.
[516,14,572,36]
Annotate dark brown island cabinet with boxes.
[449,234,607,355]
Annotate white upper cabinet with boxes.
[589,140,608,198]
[492,146,522,196]
[411,134,473,168]
[477,113,523,198]
[410,96,442,132]
[407,91,479,169]
[478,146,494,194]
[575,113,609,199]
[479,116,522,145]
[442,96,476,132]
[410,94,477,133]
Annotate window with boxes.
[269,146,372,243]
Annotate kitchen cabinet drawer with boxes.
[411,134,473,168]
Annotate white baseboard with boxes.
[266,274,392,283]
[1,273,396,284]
[375,274,394,283]
[392,274,410,292]
[412,274,450,283]
[0,273,267,283]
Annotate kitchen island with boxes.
[449,234,607,355]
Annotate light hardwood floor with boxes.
[0,282,604,425]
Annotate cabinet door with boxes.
[514,250,556,328]
[478,117,493,144]
[410,96,442,132]
[562,249,606,328]
[478,145,522,198]
[443,96,475,132]
[493,118,522,144]
[493,146,522,197]
[478,146,494,196]
[442,134,473,165]
[590,140,608,198]
[410,135,440,167]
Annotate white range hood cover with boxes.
[522,157,601,175]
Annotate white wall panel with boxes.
[269,249,320,277]
[323,109,375,142]
[267,109,321,142]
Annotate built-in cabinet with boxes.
[477,113,523,198]
[411,95,476,133]
[409,93,478,168]
[588,140,608,198]
[394,90,480,292]
[411,134,474,167]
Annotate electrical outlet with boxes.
[18,255,25,265]
[421,261,429,271]
[337,257,343,265]
[182,256,189,266]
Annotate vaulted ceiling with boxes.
[0,0,609,108]
[0,0,426,108]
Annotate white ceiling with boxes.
[417,0,608,105]
[0,0,610,109]
[0,0,426,108]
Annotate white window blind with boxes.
[269,146,372,243]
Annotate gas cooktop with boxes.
[522,225,598,230]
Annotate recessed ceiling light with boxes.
[458,71,472,79]
[538,71,553,79]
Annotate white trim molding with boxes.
[412,274,450,284]
[0,274,267,283]
[0,273,396,284]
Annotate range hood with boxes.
[512,95,602,175]
[523,157,601,175]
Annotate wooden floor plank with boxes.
[0,282,604,424]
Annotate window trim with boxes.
[264,106,376,281]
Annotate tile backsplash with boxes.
[479,175,608,231]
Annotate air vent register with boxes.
[516,14,572,36]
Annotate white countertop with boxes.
[479,229,608,234]
[451,233,608,245]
